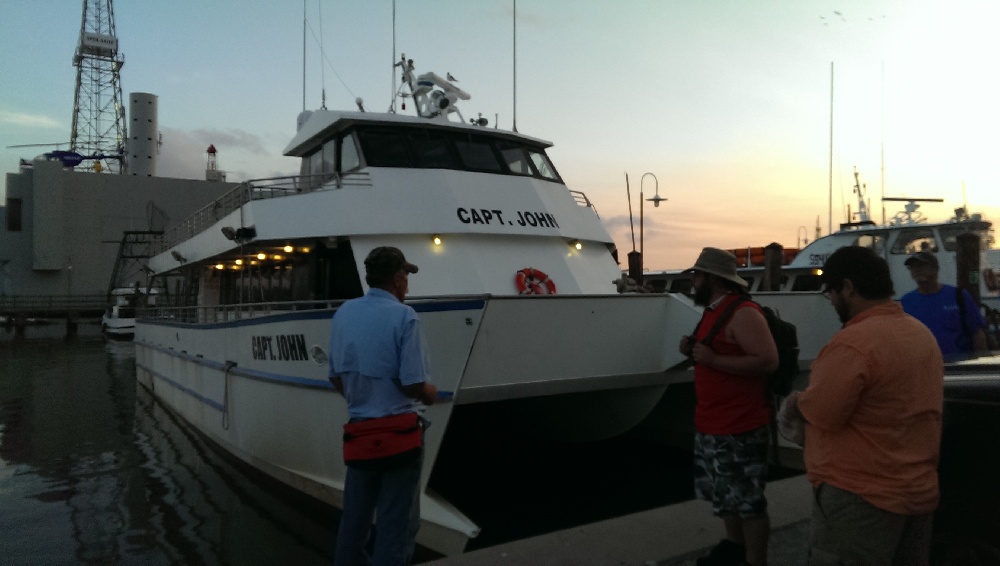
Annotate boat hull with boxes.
[134,293,700,554]
[101,315,136,340]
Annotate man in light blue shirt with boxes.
[329,246,436,566]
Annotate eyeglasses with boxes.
[821,286,837,299]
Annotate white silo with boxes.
[128,92,159,176]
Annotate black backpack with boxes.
[696,295,801,397]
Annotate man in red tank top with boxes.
[679,248,779,566]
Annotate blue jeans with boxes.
[334,451,423,566]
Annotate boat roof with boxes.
[284,109,553,158]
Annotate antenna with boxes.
[391,0,397,113]
[512,0,518,132]
[70,0,127,174]
[852,166,871,223]
[827,61,833,235]
[318,0,326,110]
[302,0,306,112]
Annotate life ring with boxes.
[515,267,557,295]
[984,268,1000,292]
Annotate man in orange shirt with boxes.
[782,246,943,565]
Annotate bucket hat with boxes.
[684,247,748,289]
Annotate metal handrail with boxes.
[569,189,599,217]
[155,172,372,253]
[136,294,494,325]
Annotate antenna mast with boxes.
[70,0,127,174]
[512,0,517,132]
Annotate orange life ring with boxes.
[515,267,557,295]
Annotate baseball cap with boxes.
[904,251,939,268]
[364,246,419,280]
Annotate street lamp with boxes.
[639,172,665,265]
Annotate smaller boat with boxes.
[101,286,161,340]
[640,169,999,364]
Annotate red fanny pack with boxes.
[343,413,423,470]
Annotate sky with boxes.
[2,0,999,270]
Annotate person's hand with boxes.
[691,342,716,366]
[777,392,805,446]
[679,335,693,356]
[422,383,438,406]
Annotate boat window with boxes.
[322,138,336,174]
[890,228,936,254]
[498,143,535,176]
[790,273,822,292]
[299,150,313,176]
[527,149,560,181]
[340,134,361,172]
[406,130,456,168]
[358,130,413,167]
[938,225,986,252]
[453,135,503,172]
[5,198,22,231]
[852,234,887,255]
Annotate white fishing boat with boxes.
[133,55,701,555]
[101,286,161,340]
[643,170,1000,364]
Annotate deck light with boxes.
[235,259,243,265]
[273,254,283,261]
[257,253,267,260]
[433,234,442,246]
[283,245,293,253]
[572,240,582,250]
[215,263,224,270]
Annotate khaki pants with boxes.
[809,483,933,566]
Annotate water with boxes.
[0,326,784,564]
[0,332,338,565]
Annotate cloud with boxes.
[190,128,268,155]
[0,111,60,128]
[151,127,296,181]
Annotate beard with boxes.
[834,298,850,324]
[693,278,714,306]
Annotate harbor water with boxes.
[0,323,737,564]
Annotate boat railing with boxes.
[156,172,373,252]
[136,294,497,325]
[138,299,348,324]
[569,190,600,217]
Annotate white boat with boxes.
[102,286,161,340]
[133,55,701,555]
[643,171,1000,364]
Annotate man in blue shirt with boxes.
[900,251,988,359]
[329,246,437,566]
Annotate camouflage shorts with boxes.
[693,426,769,517]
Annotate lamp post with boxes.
[639,172,665,272]
[797,225,808,248]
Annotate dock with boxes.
[423,474,812,566]
[0,294,105,338]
